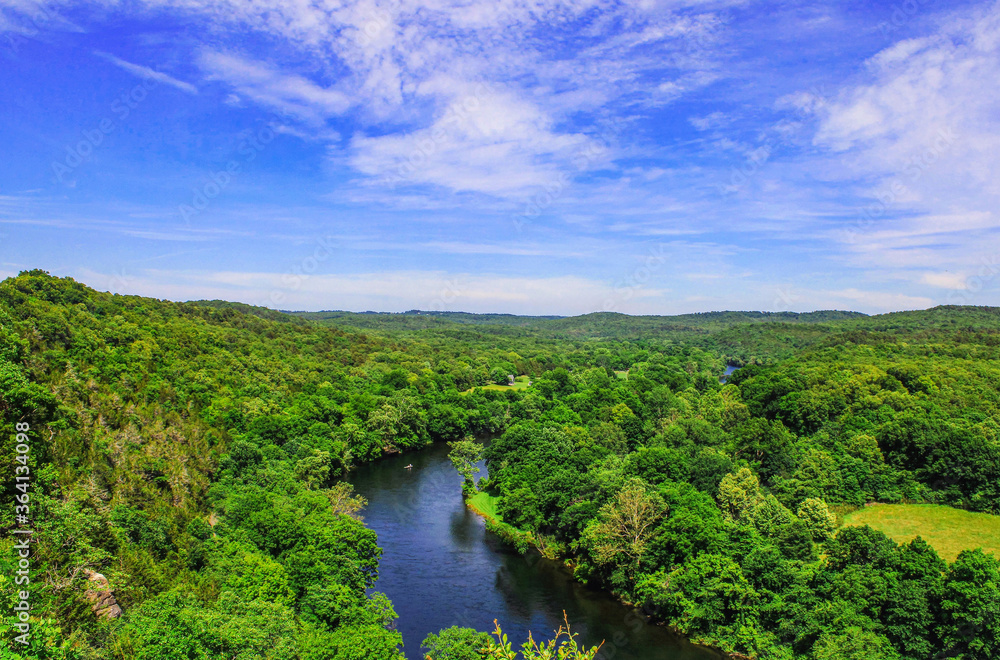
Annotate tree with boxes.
[582,478,666,576]
[812,627,901,660]
[326,481,368,520]
[796,498,837,542]
[638,554,758,640]
[717,468,764,522]
[225,550,296,607]
[648,482,727,567]
[483,618,600,660]
[448,438,485,495]
[296,450,333,490]
[319,624,404,660]
[883,576,940,660]
[114,591,300,660]
[939,549,1000,659]
[825,525,900,572]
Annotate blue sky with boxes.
[1,0,998,315]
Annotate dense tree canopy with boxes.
[2,271,1000,659]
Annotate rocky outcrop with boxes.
[83,570,122,620]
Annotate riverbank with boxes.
[462,488,729,660]
[350,440,723,660]
[467,490,536,554]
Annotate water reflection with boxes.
[349,441,721,660]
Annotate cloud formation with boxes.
[3,0,1000,313]
[95,50,198,94]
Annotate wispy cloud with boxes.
[94,50,198,94]
[349,82,598,196]
[168,0,731,197]
[75,267,674,315]
[197,50,351,125]
[5,0,1000,313]
[809,3,1000,209]
[417,241,588,257]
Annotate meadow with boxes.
[842,503,1000,562]
[461,375,532,394]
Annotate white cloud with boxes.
[197,50,352,124]
[813,2,1000,203]
[774,286,935,313]
[74,267,676,315]
[795,2,1000,290]
[159,0,725,197]
[9,0,735,202]
[65,264,952,316]
[417,241,587,257]
[349,81,598,195]
[920,271,968,290]
[689,111,733,130]
[824,288,934,311]
[94,51,198,94]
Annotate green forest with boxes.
[2,270,999,660]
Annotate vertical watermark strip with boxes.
[11,421,33,645]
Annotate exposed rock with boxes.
[82,570,123,620]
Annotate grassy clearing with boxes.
[614,370,629,380]
[841,504,1000,562]
[467,490,501,522]
[460,376,532,394]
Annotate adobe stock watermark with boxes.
[178,124,277,225]
[511,125,620,233]
[107,267,135,295]
[353,8,393,48]
[51,76,160,186]
[772,286,802,313]
[946,255,1000,305]
[878,0,935,38]
[252,234,338,308]
[2,5,54,58]
[846,127,957,243]
[10,421,33,646]
[716,143,773,196]
[602,243,671,313]
[718,84,831,197]
[378,82,499,190]
[428,277,467,312]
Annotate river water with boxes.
[349,441,722,660]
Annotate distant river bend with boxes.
[349,442,723,660]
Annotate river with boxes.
[349,441,722,660]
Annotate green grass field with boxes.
[461,376,532,394]
[467,490,501,522]
[841,504,1000,562]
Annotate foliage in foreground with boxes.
[423,620,601,660]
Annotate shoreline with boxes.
[463,492,731,660]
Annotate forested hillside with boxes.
[294,305,1000,366]
[0,272,715,659]
[2,271,999,660]
[477,319,1000,659]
